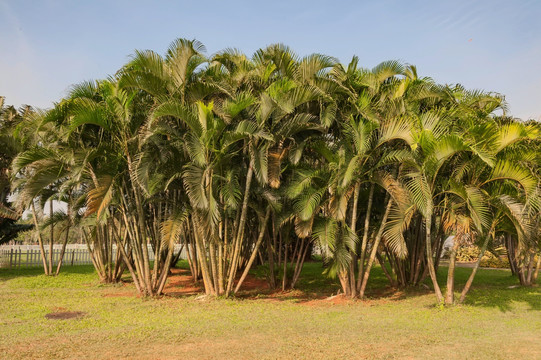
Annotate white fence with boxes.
[0,244,186,269]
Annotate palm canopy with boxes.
[7,38,540,300]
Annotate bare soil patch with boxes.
[163,268,203,297]
[162,268,269,297]
[102,292,134,298]
[300,294,353,306]
[45,311,85,320]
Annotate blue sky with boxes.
[1,0,540,120]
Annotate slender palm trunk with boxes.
[234,207,271,294]
[55,221,71,275]
[55,198,71,275]
[376,251,395,286]
[84,230,105,282]
[532,252,541,285]
[347,181,360,298]
[31,202,49,275]
[226,164,253,295]
[49,200,54,275]
[290,240,310,289]
[217,242,225,294]
[267,216,276,289]
[209,241,220,294]
[444,236,460,305]
[156,245,175,295]
[282,239,288,291]
[127,153,153,296]
[425,214,444,303]
[116,237,143,295]
[359,198,393,299]
[193,218,214,295]
[525,252,535,286]
[356,183,374,294]
[458,233,491,304]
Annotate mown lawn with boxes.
[1,262,540,359]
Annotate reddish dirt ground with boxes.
[162,268,270,297]
[101,267,414,306]
[162,268,203,296]
[102,292,134,298]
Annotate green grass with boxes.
[1,263,540,359]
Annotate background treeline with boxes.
[1,38,540,304]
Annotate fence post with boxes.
[18,249,21,268]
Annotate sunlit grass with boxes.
[1,263,540,359]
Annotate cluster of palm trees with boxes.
[0,98,34,244]
[4,38,541,303]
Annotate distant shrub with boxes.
[456,246,480,262]
[480,256,510,269]
[454,246,510,268]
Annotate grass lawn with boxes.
[1,262,540,360]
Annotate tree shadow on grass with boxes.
[245,262,541,311]
[164,262,541,311]
[5,261,538,312]
[435,266,541,312]
[463,285,541,312]
[239,262,430,304]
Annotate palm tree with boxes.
[7,38,539,304]
[0,98,33,244]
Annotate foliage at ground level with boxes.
[1,263,540,359]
